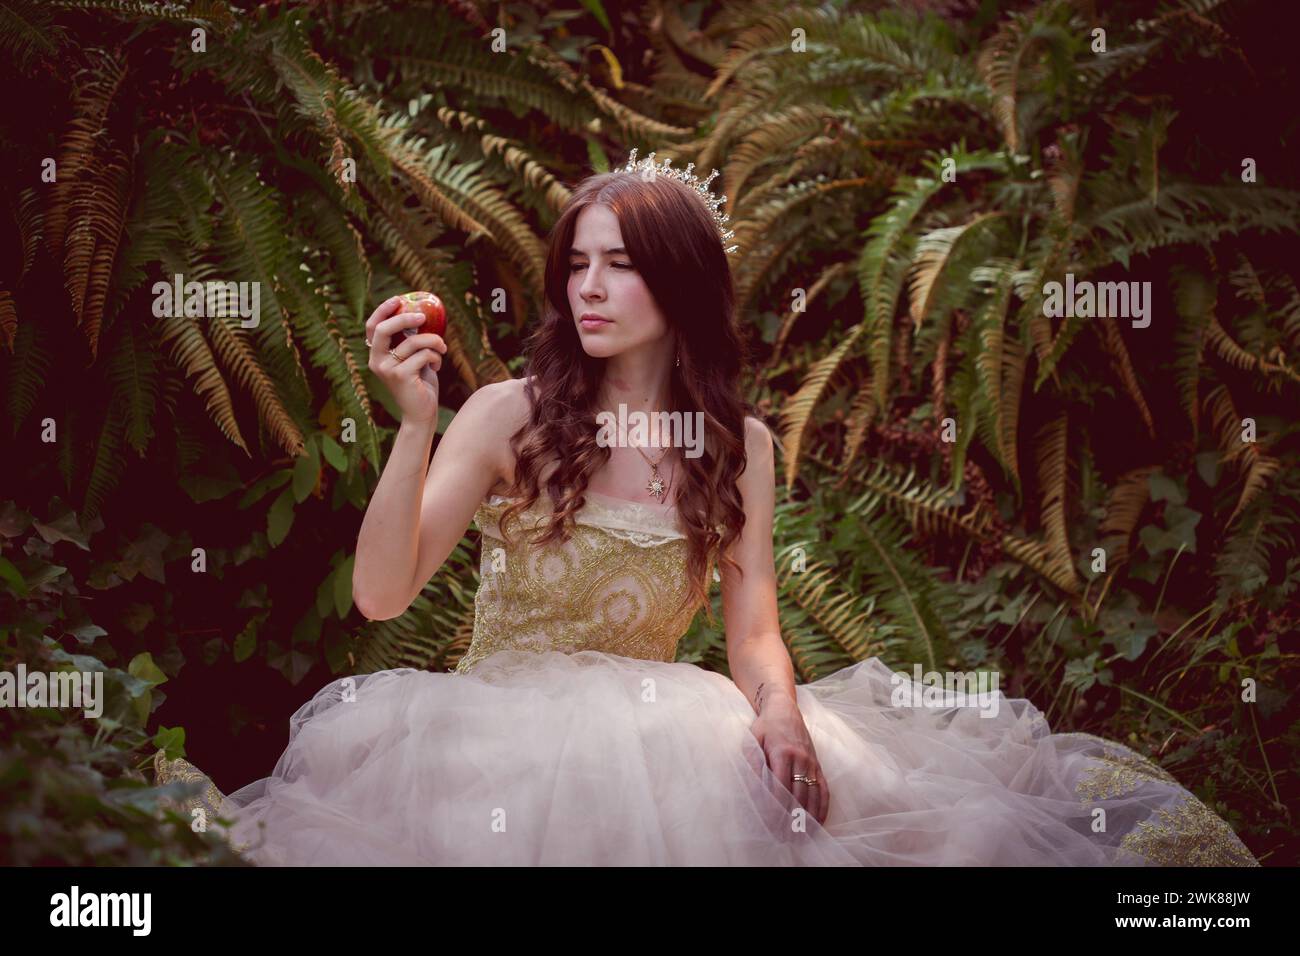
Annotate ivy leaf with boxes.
[0,555,28,595]
[315,571,334,618]
[267,486,295,547]
[233,617,259,663]
[127,652,167,725]
[1148,472,1186,504]
[202,637,224,666]
[292,436,321,503]
[237,470,291,509]
[1100,594,1159,660]
[1139,505,1200,556]
[1195,451,1220,487]
[266,640,316,685]
[68,624,108,645]
[152,725,186,760]
[32,510,91,550]
[178,457,244,504]
[320,433,347,472]
[333,553,355,618]
[1062,653,1099,693]
[128,652,167,687]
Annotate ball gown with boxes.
[154,489,1259,866]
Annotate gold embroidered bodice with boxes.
[453,489,709,675]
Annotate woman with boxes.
[158,153,1259,866]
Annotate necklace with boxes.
[632,443,673,500]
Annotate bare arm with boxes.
[352,381,516,621]
[720,416,798,716]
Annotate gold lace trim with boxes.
[1056,732,1259,866]
[1119,797,1260,866]
[478,491,685,545]
[152,749,256,858]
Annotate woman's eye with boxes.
[569,263,633,272]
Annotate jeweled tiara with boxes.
[619,148,739,255]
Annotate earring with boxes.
[675,353,681,368]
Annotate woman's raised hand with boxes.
[365,294,447,424]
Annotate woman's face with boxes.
[567,203,670,359]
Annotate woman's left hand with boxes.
[750,694,830,826]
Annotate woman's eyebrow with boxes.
[568,246,628,256]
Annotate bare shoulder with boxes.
[457,377,533,489]
[465,376,532,423]
[738,415,776,498]
[743,415,775,461]
[503,375,537,423]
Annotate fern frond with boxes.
[722,104,847,200]
[201,152,315,432]
[0,0,65,75]
[1203,384,1281,528]
[265,19,396,198]
[433,107,572,216]
[1033,412,1080,594]
[970,269,1024,487]
[12,187,44,284]
[1082,180,1300,272]
[1170,265,1214,438]
[908,212,1005,329]
[155,307,249,455]
[300,193,371,325]
[727,166,874,315]
[843,493,962,671]
[104,317,159,456]
[859,175,943,408]
[203,299,306,459]
[1207,314,1300,386]
[367,184,510,391]
[80,398,126,523]
[44,48,125,257]
[704,4,843,100]
[48,0,236,26]
[0,291,14,353]
[839,384,879,476]
[777,325,863,489]
[804,446,1000,544]
[776,557,878,681]
[976,2,1057,152]
[1228,252,1267,309]
[2,310,52,435]
[1098,465,1159,568]
[1275,273,1300,349]
[273,267,375,462]
[769,261,854,368]
[1093,317,1156,437]
[63,150,131,359]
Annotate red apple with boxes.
[399,291,447,339]
[398,291,447,386]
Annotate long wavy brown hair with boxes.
[494,163,761,625]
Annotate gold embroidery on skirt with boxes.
[1118,797,1261,867]
[152,750,256,858]
[1055,732,1259,866]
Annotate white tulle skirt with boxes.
[215,650,1257,866]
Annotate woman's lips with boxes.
[580,315,611,329]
